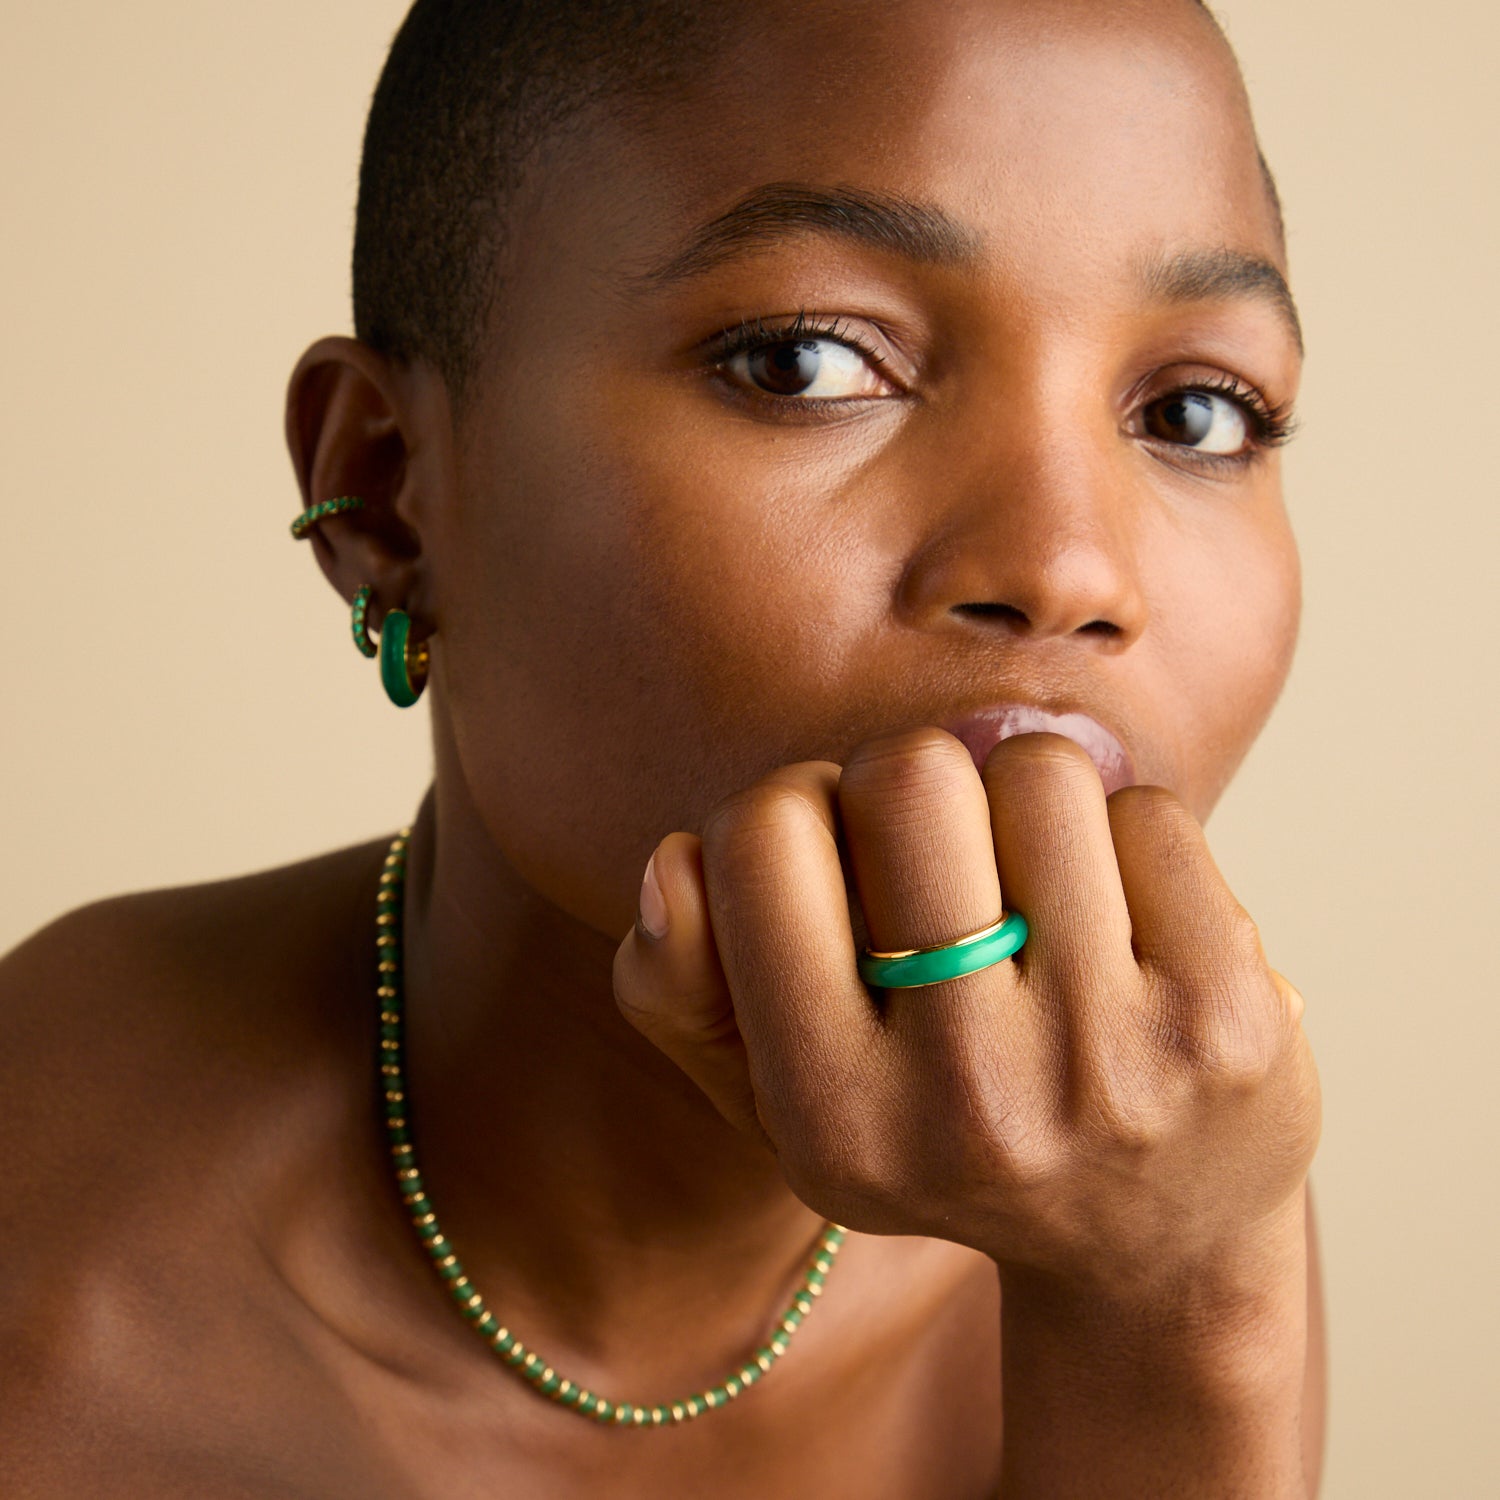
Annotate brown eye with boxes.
[1142,390,1250,455]
[747,340,822,395]
[727,336,887,400]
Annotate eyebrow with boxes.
[627,179,1303,354]
[625,182,983,289]
[1140,247,1304,356]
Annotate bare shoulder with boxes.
[0,837,392,1178]
[0,839,402,1498]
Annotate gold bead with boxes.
[671,1403,687,1423]
[756,1354,772,1372]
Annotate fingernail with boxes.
[638,851,669,939]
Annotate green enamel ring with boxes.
[857,911,1028,989]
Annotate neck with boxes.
[394,769,825,1381]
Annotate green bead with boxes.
[806,1269,825,1287]
[782,1306,804,1327]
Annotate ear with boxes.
[284,336,453,639]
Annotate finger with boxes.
[612,831,765,1143]
[698,761,883,1152]
[837,728,1003,953]
[1106,785,1288,1068]
[1270,969,1306,1023]
[1105,784,1252,978]
[836,727,1014,1024]
[982,733,1136,1001]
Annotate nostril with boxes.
[1079,619,1123,638]
[955,602,1030,630]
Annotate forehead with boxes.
[500,0,1283,337]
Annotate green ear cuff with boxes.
[290,497,430,707]
[290,494,365,540]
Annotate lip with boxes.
[941,704,1136,796]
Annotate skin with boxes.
[1,1,1325,1495]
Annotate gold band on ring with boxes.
[863,913,1009,961]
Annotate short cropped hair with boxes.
[353,0,1267,408]
[353,0,726,408]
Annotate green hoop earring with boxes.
[379,608,430,708]
[350,585,378,658]
[290,494,365,540]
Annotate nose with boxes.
[895,399,1149,651]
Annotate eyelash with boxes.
[710,311,890,404]
[708,309,1298,463]
[1162,373,1299,466]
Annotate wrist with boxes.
[1000,1198,1308,1393]
[996,1202,1310,1496]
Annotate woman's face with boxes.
[426,0,1302,938]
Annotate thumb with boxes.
[612,831,768,1146]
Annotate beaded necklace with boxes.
[375,827,847,1427]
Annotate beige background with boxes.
[3,2,1496,1493]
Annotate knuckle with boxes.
[777,1110,892,1210]
[1188,988,1279,1089]
[700,782,820,871]
[840,728,976,811]
[981,729,1100,793]
[1222,906,1269,970]
[1105,782,1190,848]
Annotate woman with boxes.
[3,0,1324,1493]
